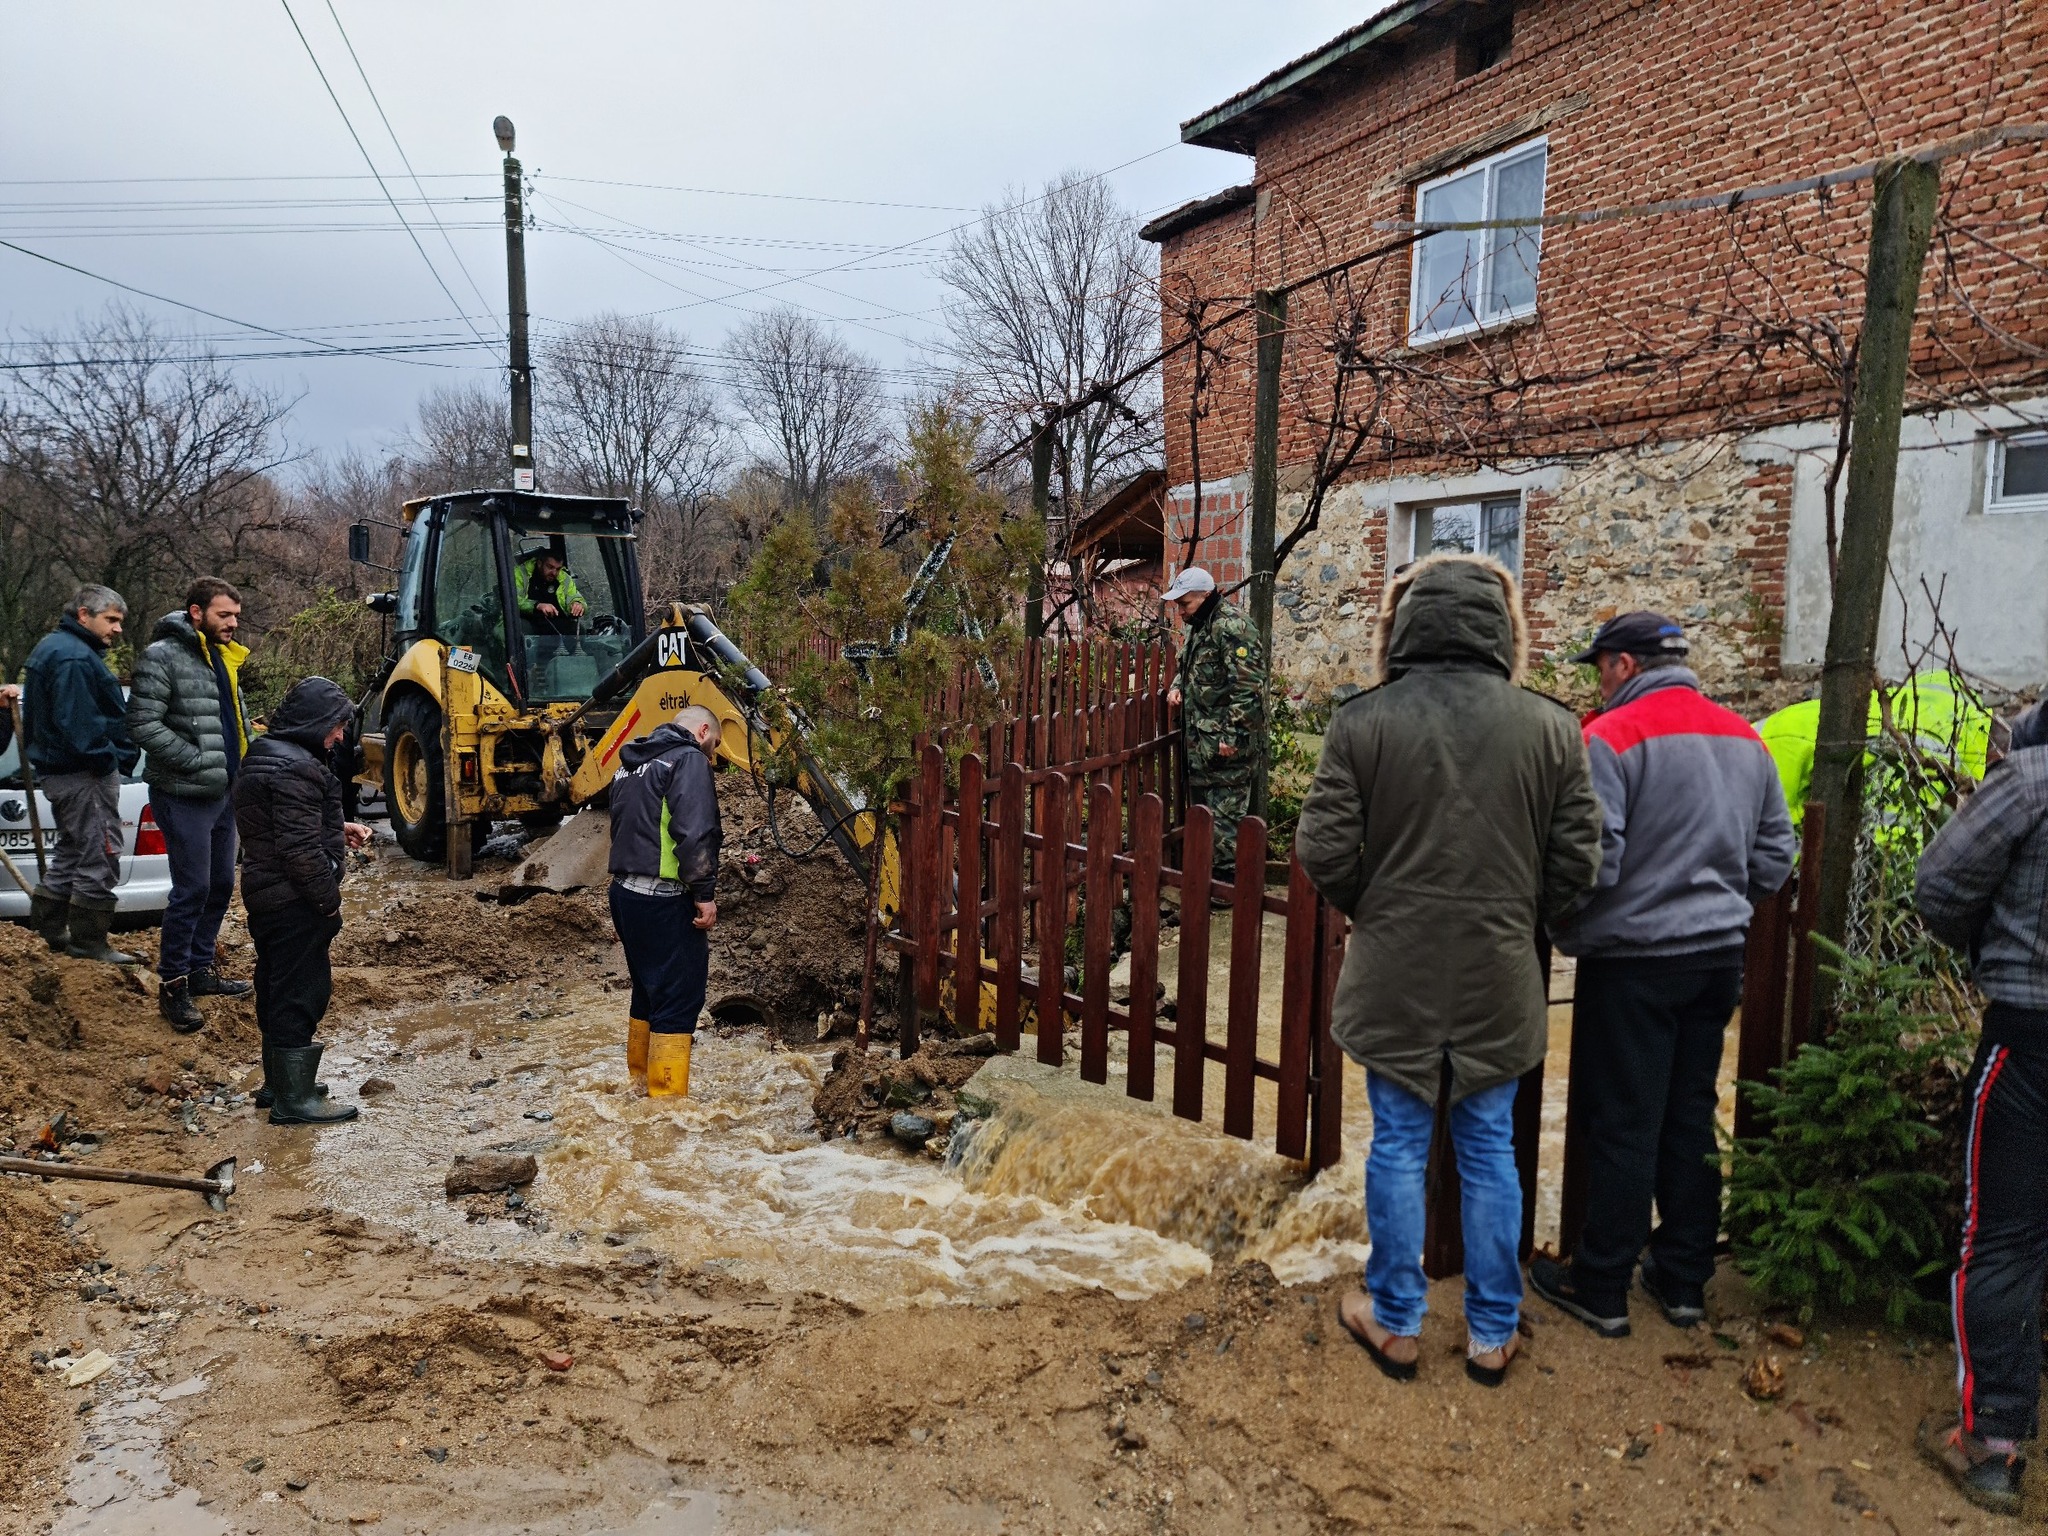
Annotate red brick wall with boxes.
[1158,0,2048,487]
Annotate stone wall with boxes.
[1167,436,1800,712]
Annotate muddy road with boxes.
[0,778,2008,1534]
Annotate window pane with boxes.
[511,528,636,701]
[2001,437,2048,499]
[433,512,512,694]
[1481,496,1522,571]
[1484,147,1546,316]
[1421,504,1478,556]
[1414,169,1486,337]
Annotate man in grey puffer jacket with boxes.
[1913,702,2048,1514]
[127,578,253,1032]
[1534,612,1795,1339]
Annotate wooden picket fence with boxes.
[885,738,1353,1170]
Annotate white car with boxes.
[0,728,172,921]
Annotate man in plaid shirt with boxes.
[1916,702,2048,1514]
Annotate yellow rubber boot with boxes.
[646,1032,692,1098]
[627,1017,650,1088]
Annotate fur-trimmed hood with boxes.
[1373,553,1528,684]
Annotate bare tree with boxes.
[723,308,887,525]
[0,307,299,667]
[939,172,1161,521]
[407,379,505,494]
[540,313,734,601]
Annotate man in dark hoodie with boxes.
[1915,701,2048,1515]
[1295,555,1603,1386]
[233,676,370,1126]
[608,704,723,1098]
[20,585,141,964]
[128,577,254,1032]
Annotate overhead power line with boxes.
[277,0,495,350]
[0,237,477,368]
[318,0,500,331]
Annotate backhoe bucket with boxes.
[505,809,613,896]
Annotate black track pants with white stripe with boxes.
[1954,1022,2048,1442]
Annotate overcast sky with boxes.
[3,2,1367,468]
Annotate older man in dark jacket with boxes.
[128,577,254,1032]
[233,676,369,1126]
[22,585,140,964]
[1914,702,2048,1515]
[1534,613,1795,1340]
[1296,555,1603,1385]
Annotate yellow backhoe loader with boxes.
[346,489,896,914]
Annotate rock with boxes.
[907,1426,929,1445]
[78,1282,116,1302]
[539,1349,573,1372]
[1744,1352,1787,1401]
[1764,1323,1805,1350]
[522,1110,553,1122]
[139,1070,175,1096]
[1144,1370,1163,1388]
[358,1078,396,1098]
[889,1112,937,1149]
[244,1456,266,1473]
[285,1475,310,1492]
[444,1153,537,1198]
[424,1448,447,1464]
[1183,1312,1208,1334]
[346,1512,383,1526]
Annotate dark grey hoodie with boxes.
[607,723,721,900]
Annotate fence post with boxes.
[1173,805,1215,1121]
[1080,779,1118,1084]
[1223,817,1269,1140]
[1788,803,1829,1046]
[1274,855,1319,1161]
[1309,897,1347,1172]
[909,741,944,1059]
[1735,883,1795,1142]
[954,753,985,1037]
[1036,770,1070,1067]
[995,762,1026,1053]
[1127,793,1164,1103]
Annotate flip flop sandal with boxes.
[1337,1294,1418,1383]
[1465,1337,1520,1388]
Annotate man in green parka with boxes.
[1295,554,1604,1386]
[1163,565,1266,879]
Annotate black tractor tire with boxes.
[516,808,566,833]
[383,692,450,863]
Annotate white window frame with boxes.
[1407,137,1548,347]
[1407,493,1524,571]
[1986,430,2048,515]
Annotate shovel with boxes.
[0,1154,238,1212]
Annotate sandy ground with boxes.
[0,777,2022,1535]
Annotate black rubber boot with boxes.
[64,895,139,966]
[158,975,205,1035]
[189,966,252,999]
[252,1046,328,1111]
[28,888,70,952]
[267,1044,357,1126]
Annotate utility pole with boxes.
[1246,287,1287,820]
[1804,155,1940,1035]
[495,115,534,492]
[1026,422,1053,640]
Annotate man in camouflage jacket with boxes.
[1163,566,1268,876]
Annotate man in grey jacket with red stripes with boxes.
[1531,612,1795,1338]
[1916,701,2048,1515]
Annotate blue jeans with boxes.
[155,792,237,981]
[1364,1071,1524,1351]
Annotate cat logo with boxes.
[654,629,689,669]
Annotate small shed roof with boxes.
[1069,469,1166,561]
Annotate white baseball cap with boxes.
[1160,566,1216,603]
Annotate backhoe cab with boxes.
[350,489,748,868]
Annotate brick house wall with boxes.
[1148,0,2048,703]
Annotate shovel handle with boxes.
[0,1155,225,1196]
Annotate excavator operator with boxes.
[516,539,586,638]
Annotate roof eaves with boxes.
[1179,0,1446,155]
[1138,184,1257,244]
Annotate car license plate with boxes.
[1,830,55,852]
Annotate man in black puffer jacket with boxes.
[233,676,370,1126]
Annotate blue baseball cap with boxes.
[1569,611,1688,664]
